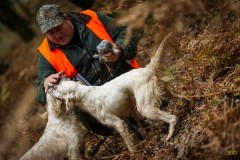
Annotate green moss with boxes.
[196,47,215,61]
[196,45,234,69]
[0,82,11,105]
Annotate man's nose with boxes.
[55,31,62,39]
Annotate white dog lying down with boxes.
[20,93,84,160]
[49,33,177,152]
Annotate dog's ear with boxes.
[69,98,76,110]
[65,96,76,113]
[51,96,64,116]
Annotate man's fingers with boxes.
[103,52,113,57]
[50,78,58,84]
[44,72,65,93]
[50,71,64,79]
[45,85,48,93]
[57,71,65,76]
[45,82,55,93]
[51,72,64,80]
[102,52,120,62]
[103,53,113,61]
[103,57,111,62]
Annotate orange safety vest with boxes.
[38,9,140,78]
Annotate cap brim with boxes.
[41,17,63,34]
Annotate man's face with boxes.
[45,17,74,46]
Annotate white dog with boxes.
[49,33,177,152]
[20,93,84,160]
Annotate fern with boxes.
[1,82,11,105]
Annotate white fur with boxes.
[20,94,84,160]
[49,33,177,152]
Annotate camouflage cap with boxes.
[36,4,64,34]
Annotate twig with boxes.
[221,67,238,84]
[188,88,240,99]
[100,149,145,159]
[103,61,114,77]
[90,134,115,157]
[89,136,106,157]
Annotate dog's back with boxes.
[100,32,173,102]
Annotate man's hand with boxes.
[102,43,122,63]
[43,71,64,93]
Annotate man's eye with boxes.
[55,26,62,32]
[55,28,61,32]
[48,31,55,35]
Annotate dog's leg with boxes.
[137,106,177,141]
[68,137,82,160]
[106,117,138,152]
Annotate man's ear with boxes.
[63,14,70,20]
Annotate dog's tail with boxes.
[146,32,173,73]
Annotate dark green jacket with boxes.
[37,11,138,105]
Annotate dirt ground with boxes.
[0,0,240,160]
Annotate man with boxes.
[36,4,141,136]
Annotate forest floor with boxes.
[0,0,240,160]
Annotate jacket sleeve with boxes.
[96,11,138,60]
[36,54,56,105]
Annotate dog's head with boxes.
[46,93,67,116]
[48,78,80,113]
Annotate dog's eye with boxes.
[55,97,63,102]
